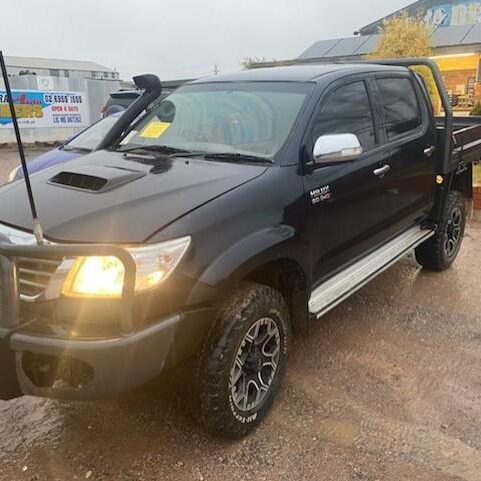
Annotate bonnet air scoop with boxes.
[48,165,146,193]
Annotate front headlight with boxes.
[61,236,191,299]
[8,166,20,183]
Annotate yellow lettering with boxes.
[33,105,43,119]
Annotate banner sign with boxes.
[0,90,90,129]
[425,2,481,29]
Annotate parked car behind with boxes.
[8,113,121,182]
[9,87,178,182]
[101,90,140,118]
[101,89,175,118]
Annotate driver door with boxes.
[302,78,394,283]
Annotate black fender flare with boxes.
[186,225,308,306]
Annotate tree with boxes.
[241,57,268,70]
[368,12,433,59]
[368,13,439,111]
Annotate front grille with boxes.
[49,172,108,191]
[17,257,62,299]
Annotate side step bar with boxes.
[309,225,435,318]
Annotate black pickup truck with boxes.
[0,59,479,438]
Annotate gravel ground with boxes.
[0,149,481,481]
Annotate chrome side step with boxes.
[309,225,434,318]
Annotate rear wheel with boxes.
[415,191,466,271]
[195,283,291,438]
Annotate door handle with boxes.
[373,164,391,177]
[423,145,436,157]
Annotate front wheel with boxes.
[415,191,466,271]
[195,283,291,438]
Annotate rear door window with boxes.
[311,81,376,151]
[376,77,422,140]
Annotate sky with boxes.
[1,0,414,81]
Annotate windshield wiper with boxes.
[168,151,207,159]
[202,152,274,164]
[117,145,192,155]
[118,146,273,164]
[61,145,92,153]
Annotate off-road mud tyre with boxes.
[195,283,291,438]
[415,191,466,271]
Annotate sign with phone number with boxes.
[0,90,90,129]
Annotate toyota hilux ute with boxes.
[0,59,479,438]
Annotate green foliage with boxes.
[474,164,481,184]
[241,57,267,70]
[470,102,481,116]
[367,13,439,112]
[368,12,433,59]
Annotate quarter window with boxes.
[376,77,421,140]
[312,81,376,151]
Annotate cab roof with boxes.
[191,63,408,84]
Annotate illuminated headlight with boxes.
[8,166,20,183]
[61,236,191,299]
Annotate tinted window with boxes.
[376,77,421,140]
[122,82,312,160]
[312,81,376,151]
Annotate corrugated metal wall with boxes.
[0,75,121,143]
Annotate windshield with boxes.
[119,82,312,160]
[66,115,118,151]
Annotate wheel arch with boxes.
[186,226,311,334]
[242,258,310,336]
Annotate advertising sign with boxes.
[0,90,90,129]
[425,1,481,29]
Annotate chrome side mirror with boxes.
[313,134,363,165]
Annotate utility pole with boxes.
[213,64,219,75]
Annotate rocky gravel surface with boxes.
[0,150,481,480]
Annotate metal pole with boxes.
[0,51,43,244]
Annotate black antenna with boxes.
[0,51,44,244]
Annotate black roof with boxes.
[192,63,406,84]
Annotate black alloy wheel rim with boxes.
[229,317,281,413]
[444,206,463,259]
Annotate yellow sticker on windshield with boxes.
[140,121,171,138]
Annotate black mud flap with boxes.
[0,337,22,400]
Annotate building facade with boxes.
[4,56,120,81]
[359,1,481,111]
[0,56,121,143]
[258,1,481,112]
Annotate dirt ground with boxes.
[0,147,53,184]
[1,149,481,481]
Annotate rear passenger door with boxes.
[373,74,437,229]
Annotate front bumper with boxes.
[2,314,179,400]
[0,239,212,400]
[10,315,181,399]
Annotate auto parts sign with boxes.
[0,90,90,128]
